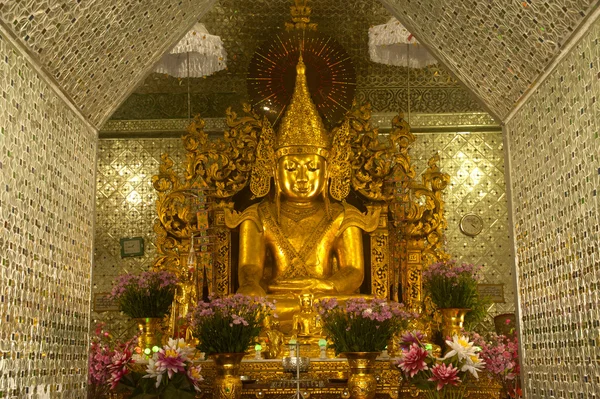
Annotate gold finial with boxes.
[275,54,330,159]
[285,0,317,31]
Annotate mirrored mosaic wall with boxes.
[0,34,96,398]
[0,0,215,127]
[381,0,599,119]
[506,16,600,398]
[93,129,513,333]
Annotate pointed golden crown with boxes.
[275,54,330,159]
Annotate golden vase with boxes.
[344,352,380,399]
[439,308,470,339]
[133,317,164,350]
[210,352,246,399]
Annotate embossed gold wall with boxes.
[412,131,513,330]
[0,34,96,397]
[506,17,600,398]
[93,128,513,332]
[93,139,185,331]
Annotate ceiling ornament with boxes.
[368,18,437,68]
[154,22,227,78]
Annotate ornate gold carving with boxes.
[347,103,415,202]
[250,120,276,198]
[329,120,353,201]
[285,0,317,31]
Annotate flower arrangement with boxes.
[316,297,417,354]
[110,338,203,399]
[110,270,179,318]
[88,323,138,399]
[423,260,490,328]
[397,331,485,398]
[470,331,521,398]
[188,294,276,354]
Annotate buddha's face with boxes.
[276,154,326,202]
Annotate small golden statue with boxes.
[226,55,379,329]
[291,292,323,341]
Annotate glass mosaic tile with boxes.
[507,15,600,398]
[0,33,96,398]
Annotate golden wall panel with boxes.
[410,131,514,330]
[92,139,186,333]
[506,16,600,398]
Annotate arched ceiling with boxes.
[0,0,216,127]
[380,0,600,119]
[1,0,598,128]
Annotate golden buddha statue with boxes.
[226,55,379,329]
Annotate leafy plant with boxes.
[110,270,179,318]
[188,294,275,354]
[316,297,416,355]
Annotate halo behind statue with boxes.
[247,29,356,129]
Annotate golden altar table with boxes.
[195,358,502,399]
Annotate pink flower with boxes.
[428,363,461,390]
[107,349,134,389]
[398,343,429,377]
[155,348,187,379]
[187,365,203,391]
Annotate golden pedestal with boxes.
[195,358,502,399]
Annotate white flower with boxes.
[144,357,165,388]
[443,335,479,361]
[166,338,195,360]
[461,353,485,378]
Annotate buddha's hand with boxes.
[237,283,267,296]
[269,278,337,294]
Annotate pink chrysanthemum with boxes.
[428,363,461,391]
[398,343,429,378]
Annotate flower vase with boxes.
[423,385,467,399]
[133,317,164,350]
[344,352,380,399]
[210,352,246,399]
[439,308,469,339]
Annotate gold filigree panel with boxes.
[0,0,216,126]
[506,16,600,398]
[380,0,600,119]
[410,131,514,332]
[0,33,96,397]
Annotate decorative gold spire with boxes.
[275,54,330,159]
[285,0,317,31]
